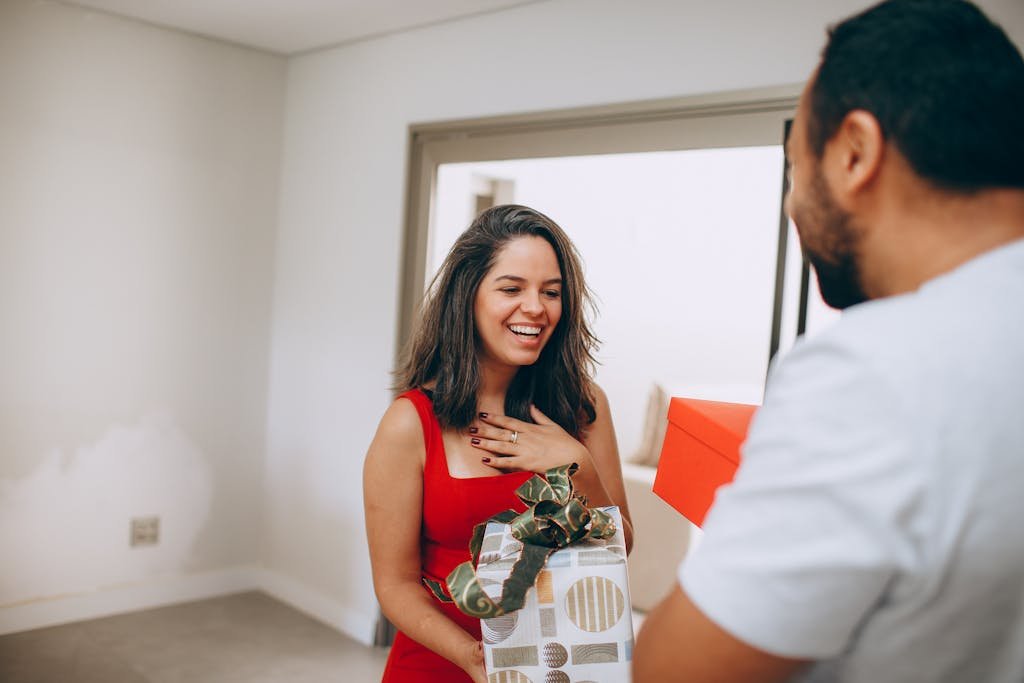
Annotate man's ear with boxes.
[824,109,884,203]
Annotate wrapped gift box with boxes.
[653,397,757,527]
[477,506,633,683]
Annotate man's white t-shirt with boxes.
[680,239,1024,682]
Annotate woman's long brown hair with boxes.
[395,205,598,434]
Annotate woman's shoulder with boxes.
[365,394,428,492]
[376,390,427,449]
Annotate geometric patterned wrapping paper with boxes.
[477,506,634,683]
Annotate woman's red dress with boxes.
[380,389,531,682]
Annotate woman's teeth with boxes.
[509,325,541,337]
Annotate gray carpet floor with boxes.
[0,592,389,682]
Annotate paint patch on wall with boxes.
[0,413,213,605]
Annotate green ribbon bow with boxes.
[424,463,617,619]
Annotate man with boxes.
[633,1,1024,681]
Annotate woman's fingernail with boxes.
[471,438,480,445]
[478,412,488,418]
[469,427,478,434]
[481,457,490,463]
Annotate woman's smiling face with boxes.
[473,235,563,370]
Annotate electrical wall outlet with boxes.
[130,516,160,547]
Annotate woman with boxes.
[364,205,633,682]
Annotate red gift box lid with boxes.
[652,397,758,527]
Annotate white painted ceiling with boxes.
[64,0,546,55]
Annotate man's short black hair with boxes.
[809,0,1024,193]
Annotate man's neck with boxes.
[861,187,1024,299]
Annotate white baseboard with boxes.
[0,566,378,647]
[0,566,262,636]
[254,568,377,647]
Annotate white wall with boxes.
[0,0,286,631]
[267,0,1024,643]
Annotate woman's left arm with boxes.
[575,384,634,553]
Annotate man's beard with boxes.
[797,173,869,310]
[808,245,866,310]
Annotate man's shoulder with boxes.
[777,295,921,386]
